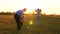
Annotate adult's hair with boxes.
[23,8,27,10]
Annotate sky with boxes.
[0,0,60,15]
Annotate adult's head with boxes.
[37,8,41,11]
[36,8,41,12]
[23,8,27,12]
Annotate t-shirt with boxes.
[36,10,41,17]
[16,10,23,16]
[16,10,24,21]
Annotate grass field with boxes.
[0,14,60,34]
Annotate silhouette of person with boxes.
[35,8,41,27]
[14,8,27,30]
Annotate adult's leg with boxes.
[14,14,23,30]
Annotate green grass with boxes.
[0,15,60,34]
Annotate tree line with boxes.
[0,12,15,15]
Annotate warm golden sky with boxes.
[0,0,60,15]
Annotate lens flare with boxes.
[30,21,33,25]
